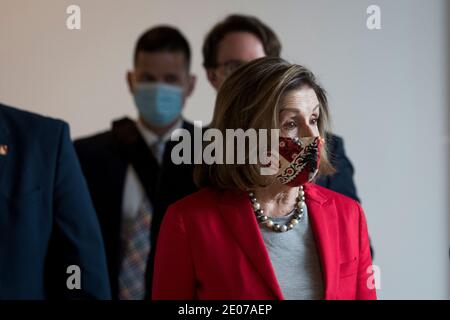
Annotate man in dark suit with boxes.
[0,103,111,299]
[202,14,361,202]
[75,26,197,299]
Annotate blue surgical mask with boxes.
[133,82,183,127]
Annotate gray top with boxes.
[259,203,324,300]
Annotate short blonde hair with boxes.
[194,57,335,191]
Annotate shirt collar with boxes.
[136,118,184,148]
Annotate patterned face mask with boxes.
[276,136,323,187]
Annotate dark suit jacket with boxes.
[316,134,360,202]
[74,118,197,299]
[0,104,111,299]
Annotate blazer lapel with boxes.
[0,111,11,184]
[217,189,284,299]
[216,183,340,300]
[304,182,340,300]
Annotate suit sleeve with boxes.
[326,135,360,203]
[46,122,111,299]
[152,205,195,300]
[355,203,377,300]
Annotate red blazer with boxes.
[152,183,377,300]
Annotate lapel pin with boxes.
[0,144,9,156]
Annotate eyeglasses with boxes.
[215,60,246,77]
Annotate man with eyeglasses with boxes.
[203,15,273,90]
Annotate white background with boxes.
[0,0,448,299]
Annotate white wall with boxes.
[0,0,448,299]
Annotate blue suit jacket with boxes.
[0,104,111,299]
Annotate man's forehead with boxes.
[217,32,266,62]
[135,51,187,71]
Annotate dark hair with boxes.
[202,14,282,68]
[134,26,191,70]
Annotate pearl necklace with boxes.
[248,186,305,233]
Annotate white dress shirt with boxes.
[121,118,183,221]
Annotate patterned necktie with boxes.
[151,139,165,165]
[118,199,152,300]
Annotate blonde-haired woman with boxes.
[152,57,376,300]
